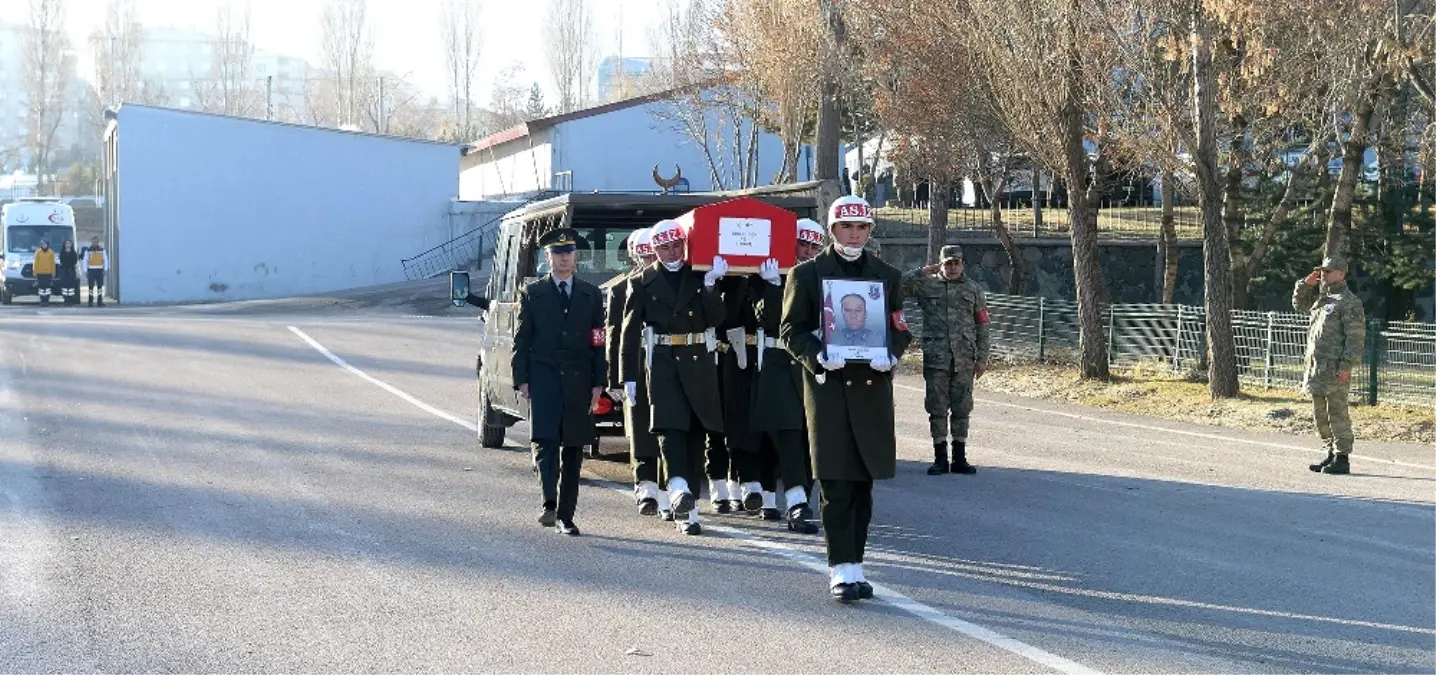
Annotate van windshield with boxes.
[532,226,641,280]
[6,226,75,253]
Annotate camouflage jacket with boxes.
[1292,279,1366,395]
[901,269,991,370]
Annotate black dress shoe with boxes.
[671,491,696,516]
[786,505,819,534]
[713,500,732,514]
[855,581,874,599]
[660,509,675,522]
[830,583,857,604]
[680,521,702,535]
[538,507,557,528]
[761,507,782,521]
[742,492,764,512]
[638,498,659,516]
[726,499,747,513]
[556,520,581,536]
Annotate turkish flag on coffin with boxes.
[678,197,799,274]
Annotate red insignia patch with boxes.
[890,310,909,332]
[976,308,990,325]
[590,328,606,346]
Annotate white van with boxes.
[1,198,78,305]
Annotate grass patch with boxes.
[898,349,1434,444]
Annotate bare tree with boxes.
[489,63,530,131]
[543,0,597,113]
[192,4,258,117]
[441,0,482,140]
[89,0,144,112]
[22,0,75,195]
[722,0,821,184]
[321,0,376,128]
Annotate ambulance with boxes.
[1,198,78,305]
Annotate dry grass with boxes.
[898,350,1434,444]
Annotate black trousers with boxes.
[534,441,583,521]
[760,430,814,498]
[820,479,873,566]
[705,431,729,482]
[659,412,709,495]
[36,274,53,304]
[87,269,105,293]
[633,455,659,484]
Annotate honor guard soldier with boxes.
[903,245,990,475]
[604,227,668,517]
[714,271,765,515]
[1294,255,1366,475]
[80,237,108,307]
[780,196,912,603]
[32,240,57,306]
[748,218,827,534]
[513,228,608,536]
[620,219,729,535]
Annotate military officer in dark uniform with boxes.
[714,273,765,514]
[604,227,669,517]
[620,219,729,535]
[514,228,607,536]
[749,218,827,535]
[781,196,912,604]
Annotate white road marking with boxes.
[287,326,478,432]
[893,383,1434,470]
[288,325,1103,675]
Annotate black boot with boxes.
[927,441,949,475]
[786,504,819,534]
[1322,454,1350,475]
[1308,450,1335,473]
[951,442,977,475]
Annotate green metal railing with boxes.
[904,293,1436,407]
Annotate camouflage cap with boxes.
[939,245,964,262]
[1319,255,1348,272]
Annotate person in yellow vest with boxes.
[32,240,57,306]
[81,237,109,307]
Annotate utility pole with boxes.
[266,75,273,121]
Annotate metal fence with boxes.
[905,293,1436,407]
[874,199,1207,240]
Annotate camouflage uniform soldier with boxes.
[902,245,990,476]
[1292,255,1366,475]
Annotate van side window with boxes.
[498,229,522,302]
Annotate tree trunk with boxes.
[1326,74,1388,257]
[815,0,842,181]
[981,177,1026,294]
[1192,3,1239,399]
[1223,116,1250,308]
[1160,169,1178,304]
[927,184,948,265]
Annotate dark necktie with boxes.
[559,280,570,311]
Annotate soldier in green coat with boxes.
[1292,255,1367,475]
[781,196,912,604]
[604,228,668,517]
[902,245,991,475]
[747,218,828,535]
[619,219,729,535]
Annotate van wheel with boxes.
[478,385,506,448]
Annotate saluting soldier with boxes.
[780,195,912,604]
[902,245,990,475]
[749,218,827,535]
[604,227,669,517]
[1293,255,1367,475]
[620,219,729,535]
[513,228,607,536]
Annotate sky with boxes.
[0,0,665,104]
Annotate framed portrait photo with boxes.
[821,279,889,362]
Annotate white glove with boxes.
[608,387,625,401]
[759,258,781,286]
[870,353,895,372]
[703,255,729,288]
[624,381,637,404]
[818,351,846,371]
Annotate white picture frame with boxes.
[821,279,888,362]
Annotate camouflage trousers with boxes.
[924,366,975,443]
[1312,383,1354,455]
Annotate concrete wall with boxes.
[113,105,459,304]
[551,100,812,193]
[458,128,552,200]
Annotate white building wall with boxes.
[552,101,808,193]
[113,105,458,304]
[458,128,553,200]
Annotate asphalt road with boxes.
[1,289,1433,673]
